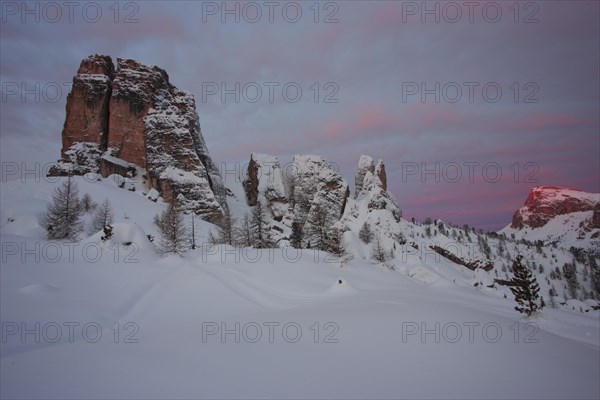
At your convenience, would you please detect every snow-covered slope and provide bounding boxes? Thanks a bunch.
[1,167,599,398]
[502,186,600,250]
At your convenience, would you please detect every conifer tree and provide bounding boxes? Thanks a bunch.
[562,262,579,299]
[236,212,254,247]
[216,207,237,246]
[309,204,327,251]
[154,201,189,255]
[190,214,196,250]
[43,176,84,241]
[290,221,303,249]
[251,204,276,248]
[371,236,388,263]
[324,228,347,258]
[91,198,114,234]
[81,193,96,213]
[358,222,374,244]
[590,256,600,297]
[510,255,542,316]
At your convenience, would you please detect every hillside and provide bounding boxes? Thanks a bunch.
[1,169,599,398]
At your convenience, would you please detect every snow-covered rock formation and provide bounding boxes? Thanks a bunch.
[243,153,288,221]
[502,186,600,248]
[49,55,226,223]
[291,154,350,237]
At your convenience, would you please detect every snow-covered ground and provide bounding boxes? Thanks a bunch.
[1,175,599,399]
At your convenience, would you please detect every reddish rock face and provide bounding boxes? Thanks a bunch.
[60,55,114,158]
[511,186,599,229]
[51,55,227,222]
[107,58,170,169]
[245,157,260,206]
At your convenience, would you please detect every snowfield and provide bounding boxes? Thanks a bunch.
[1,175,599,399]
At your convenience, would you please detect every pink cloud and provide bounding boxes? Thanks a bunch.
[501,113,586,132]
[355,105,396,132]
[323,119,345,140]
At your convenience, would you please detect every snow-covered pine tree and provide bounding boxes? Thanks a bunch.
[81,193,96,213]
[358,222,373,244]
[324,227,347,258]
[590,256,600,297]
[216,207,237,245]
[309,204,327,251]
[236,212,254,247]
[562,262,579,299]
[154,201,189,255]
[290,221,303,249]
[190,214,196,250]
[510,255,542,316]
[43,176,84,241]
[251,204,276,248]
[371,236,388,263]
[91,198,114,234]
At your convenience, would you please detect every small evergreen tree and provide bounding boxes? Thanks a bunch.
[562,262,579,299]
[43,176,84,241]
[371,236,388,263]
[589,256,600,297]
[251,204,276,248]
[154,201,189,255]
[190,214,196,250]
[91,198,114,234]
[323,228,347,258]
[216,207,237,246]
[236,212,254,247]
[358,222,373,244]
[290,221,303,249]
[309,204,327,251]
[81,193,96,213]
[510,255,542,316]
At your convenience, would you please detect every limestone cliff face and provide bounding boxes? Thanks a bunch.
[60,55,114,159]
[510,186,599,229]
[50,55,226,222]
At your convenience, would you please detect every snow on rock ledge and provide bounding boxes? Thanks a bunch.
[243,153,288,220]
[48,54,226,223]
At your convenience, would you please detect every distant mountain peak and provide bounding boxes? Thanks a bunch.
[511,186,599,230]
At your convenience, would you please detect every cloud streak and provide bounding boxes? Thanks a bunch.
[1,0,598,231]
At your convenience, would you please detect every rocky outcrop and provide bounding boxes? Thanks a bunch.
[355,156,401,222]
[375,160,387,192]
[243,153,288,221]
[241,153,349,230]
[355,155,374,198]
[291,155,349,233]
[511,186,599,229]
[430,245,493,272]
[60,55,114,160]
[355,155,388,197]
[49,55,226,222]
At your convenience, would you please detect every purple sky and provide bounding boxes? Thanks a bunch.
[1,1,599,231]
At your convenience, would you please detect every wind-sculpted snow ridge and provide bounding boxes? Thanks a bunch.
[49,54,226,223]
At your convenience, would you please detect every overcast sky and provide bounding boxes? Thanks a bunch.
[1,1,599,231]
